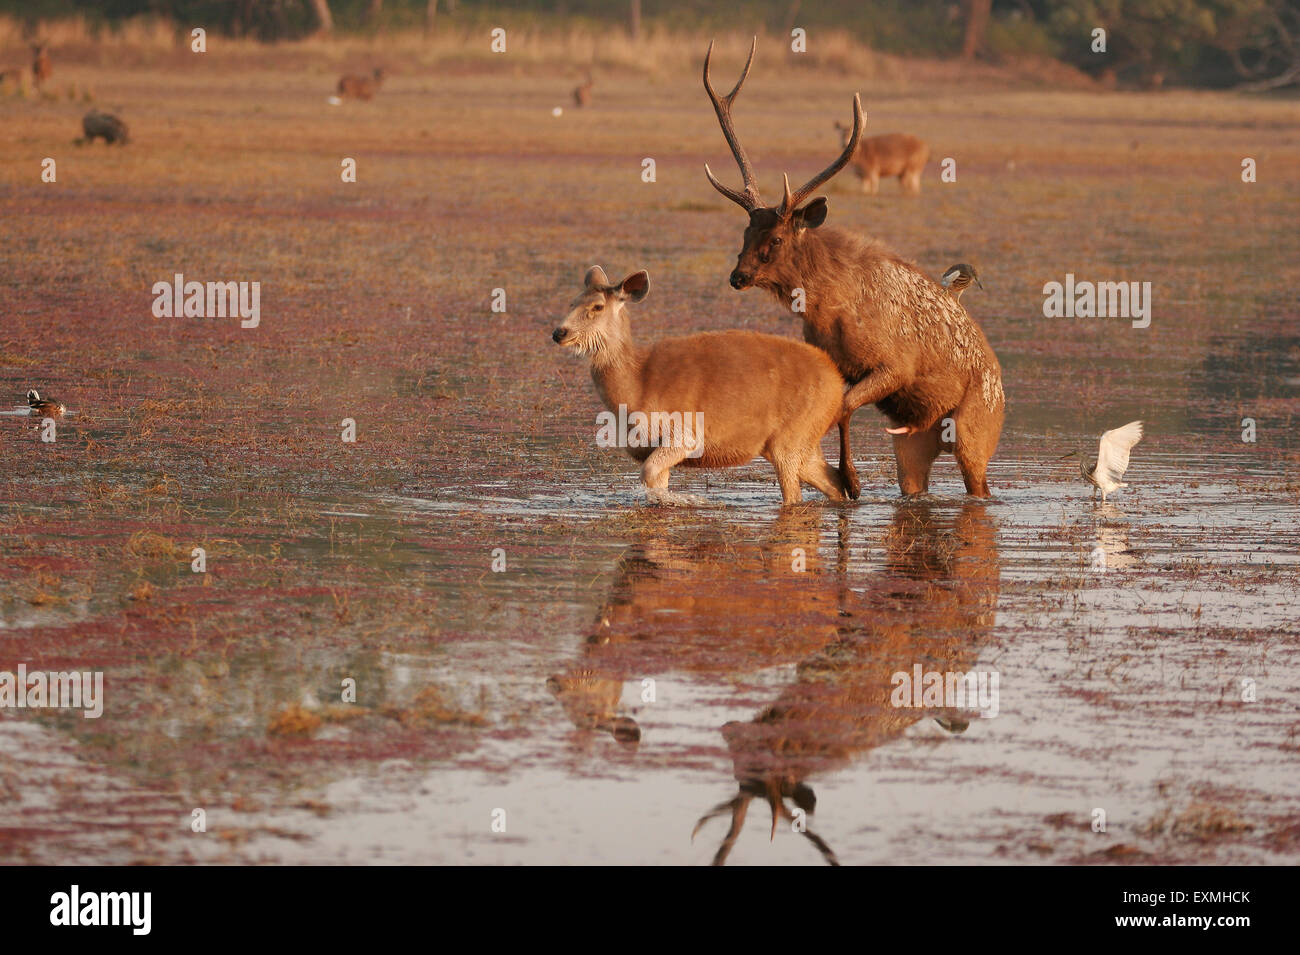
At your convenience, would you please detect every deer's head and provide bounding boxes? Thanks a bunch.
[552,266,649,358]
[702,39,864,292]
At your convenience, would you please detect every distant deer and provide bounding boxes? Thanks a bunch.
[553,266,853,505]
[336,68,386,101]
[573,70,593,107]
[703,39,1004,498]
[77,110,129,145]
[832,121,928,196]
[32,44,50,88]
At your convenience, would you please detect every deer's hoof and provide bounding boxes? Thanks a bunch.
[842,465,861,501]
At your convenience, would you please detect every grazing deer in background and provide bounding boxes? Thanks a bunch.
[77,110,129,145]
[336,68,386,101]
[553,266,853,505]
[833,121,928,196]
[31,44,50,88]
[573,70,593,107]
[703,39,1004,498]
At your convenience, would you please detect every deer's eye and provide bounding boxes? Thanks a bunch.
[592,303,604,311]
[771,237,782,247]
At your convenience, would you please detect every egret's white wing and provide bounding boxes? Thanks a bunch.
[1096,421,1143,486]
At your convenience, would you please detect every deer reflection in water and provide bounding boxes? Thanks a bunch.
[547,507,849,745]
[548,501,1000,865]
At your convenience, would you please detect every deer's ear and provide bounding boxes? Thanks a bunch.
[584,265,610,289]
[795,197,829,230]
[619,271,650,302]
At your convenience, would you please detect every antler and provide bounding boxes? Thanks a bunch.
[779,93,866,215]
[692,782,841,866]
[692,794,752,866]
[703,37,762,212]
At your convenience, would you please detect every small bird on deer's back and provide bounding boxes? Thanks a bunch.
[941,263,982,301]
[1080,421,1143,502]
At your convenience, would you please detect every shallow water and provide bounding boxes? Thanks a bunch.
[196,449,1300,865]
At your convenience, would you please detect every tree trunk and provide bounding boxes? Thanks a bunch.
[961,0,991,60]
[425,0,437,37]
[782,0,802,39]
[629,0,641,41]
[307,0,333,35]
[366,0,383,24]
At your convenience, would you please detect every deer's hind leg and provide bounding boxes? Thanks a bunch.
[951,389,1004,498]
[892,426,942,496]
[838,413,861,500]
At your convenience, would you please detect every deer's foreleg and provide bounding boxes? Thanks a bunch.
[842,368,906,417]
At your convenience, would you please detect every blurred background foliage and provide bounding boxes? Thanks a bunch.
[1,0,1297,89]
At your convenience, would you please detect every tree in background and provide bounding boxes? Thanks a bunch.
[307,0,333,35]
[962,0,993,59]
[1211,0,1300,89]
[1036,0,1299,88]
[1,0,1294,89]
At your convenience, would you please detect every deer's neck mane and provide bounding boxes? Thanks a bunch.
[759,226,883,316]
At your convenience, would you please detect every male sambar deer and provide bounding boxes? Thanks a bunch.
[553,266,853,505]
[832,121,928,196]
[337,68,386,101]
[703,40,1004,498]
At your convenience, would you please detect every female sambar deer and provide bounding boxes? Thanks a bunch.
[703,40,1005,498]
[553,266,853,505]
[833,121,929,196]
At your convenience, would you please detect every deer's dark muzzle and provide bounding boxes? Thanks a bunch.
[729,270,753,290]
[551,327,567,344]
